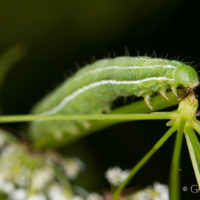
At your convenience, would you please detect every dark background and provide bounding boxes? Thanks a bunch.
[0,0,200,199]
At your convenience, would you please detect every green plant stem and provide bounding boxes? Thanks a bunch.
[112,125,177,200]
[61,91,179,145]
[0,112,176,123]
[0,91,179,124]
[170,119,185,200]
[184,126,200,188]
[192,120,200,135]
[0,91,179,147]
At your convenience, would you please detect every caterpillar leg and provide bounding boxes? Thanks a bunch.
[171,86,178,98]
[159,89,169,101]
[144,95,153,110]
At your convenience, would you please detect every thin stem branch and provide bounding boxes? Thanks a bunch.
[184,126,200,189]
[112,125,177,200]
[0,112,176,124]
[170,119,185,200]
[192,120,200,135]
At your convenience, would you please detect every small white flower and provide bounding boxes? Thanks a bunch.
[133,189,152,200]
[63,157,84,180]
[15,169,31,187]
[72,195,85,200]
[32,167,54,190]
[48,184,70,200]
[87,193,103,200]
[131,182,169,200]
[153,182,169,200]
[9,189,27,200]
[1,145,18,156]
[27,194,47,200]
[0,178,15,193]
[105,167,129,186]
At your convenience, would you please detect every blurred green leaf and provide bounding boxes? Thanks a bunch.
[0,45,25,113]
[0,45,25,89]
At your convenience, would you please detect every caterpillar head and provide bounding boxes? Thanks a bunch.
[175,64,199,89]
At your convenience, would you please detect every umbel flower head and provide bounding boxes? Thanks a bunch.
[105,167,130,186]
[129,182,169,200]
[0,129,85,200]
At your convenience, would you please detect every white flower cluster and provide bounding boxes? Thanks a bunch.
[153,182,169,200]
[0,131,85,200]
[0,178,47,200]
[8,189,46,200]
[31,167,54,190]
[1,130,168,200]
[0,157,84,200]
[62,157,85,180]
[105,166,130,186]
[131,182,169,200]
[48,184,70,200]
[86,193,103,200]
[1,178,100,200]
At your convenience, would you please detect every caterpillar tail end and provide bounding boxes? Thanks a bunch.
[144,95,153,110]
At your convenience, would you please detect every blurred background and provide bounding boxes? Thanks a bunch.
[0,0,200,199]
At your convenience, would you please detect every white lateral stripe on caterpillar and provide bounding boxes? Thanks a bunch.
[41,77,174,115]
[74,65,176,81]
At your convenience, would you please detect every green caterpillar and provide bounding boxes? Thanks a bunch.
[29,56,199,149]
